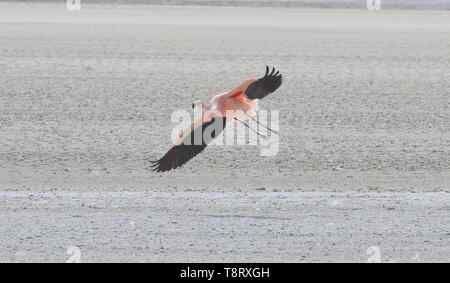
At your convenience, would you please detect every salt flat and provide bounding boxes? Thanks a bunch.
[1,191,449,262]
[0,3,448,262]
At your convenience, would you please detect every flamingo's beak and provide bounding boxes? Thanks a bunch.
[192,100,202,109]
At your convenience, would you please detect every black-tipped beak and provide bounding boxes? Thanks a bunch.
[192,103,195,109]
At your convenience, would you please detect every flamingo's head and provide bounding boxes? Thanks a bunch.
[192,99,203,109]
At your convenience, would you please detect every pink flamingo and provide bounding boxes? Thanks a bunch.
[151,66,282,172]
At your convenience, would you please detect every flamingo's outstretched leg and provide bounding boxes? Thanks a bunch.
[234,117,267,140]
[248,115,279,135]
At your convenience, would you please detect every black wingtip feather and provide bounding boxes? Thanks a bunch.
[151,116,227,173]
[244,66,283,100]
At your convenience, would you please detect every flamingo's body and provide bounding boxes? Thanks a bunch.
[209,79,259,116]
[151,66,282,172]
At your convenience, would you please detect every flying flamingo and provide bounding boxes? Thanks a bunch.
[151,66,282,172]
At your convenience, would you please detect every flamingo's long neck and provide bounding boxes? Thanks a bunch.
[201,102,210,110]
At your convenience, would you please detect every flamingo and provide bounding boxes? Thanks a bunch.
[151,66,283,172]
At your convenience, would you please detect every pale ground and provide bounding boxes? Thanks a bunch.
[0,3,449,262]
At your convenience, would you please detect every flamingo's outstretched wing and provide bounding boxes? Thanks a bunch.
[151,116,227,172]
[244,66,282,100]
